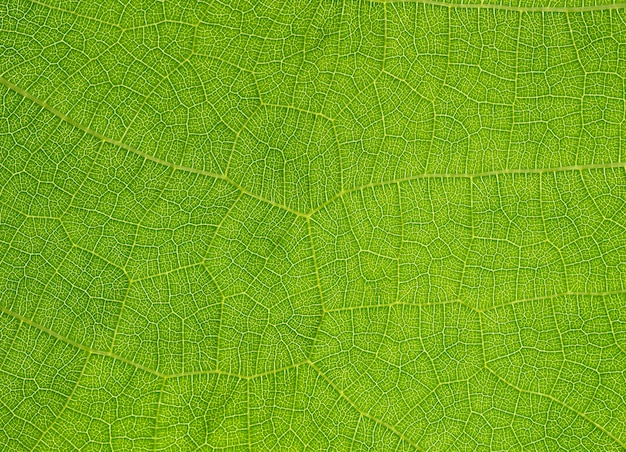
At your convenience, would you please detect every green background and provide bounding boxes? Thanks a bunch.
[1,0,626,450]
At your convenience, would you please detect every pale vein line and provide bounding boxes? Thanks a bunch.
[0,306,167,377]
[481,287,626,311]
[322,288,626,313]
[168,361,308,380]
[372,0,626,12]
[309,162,626,215]
[0,76,305,218]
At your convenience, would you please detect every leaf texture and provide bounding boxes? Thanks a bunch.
[1,0,626,450]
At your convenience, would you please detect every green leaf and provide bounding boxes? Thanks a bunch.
[1,0,626,450]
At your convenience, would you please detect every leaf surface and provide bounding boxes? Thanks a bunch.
[1,0,626,450]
